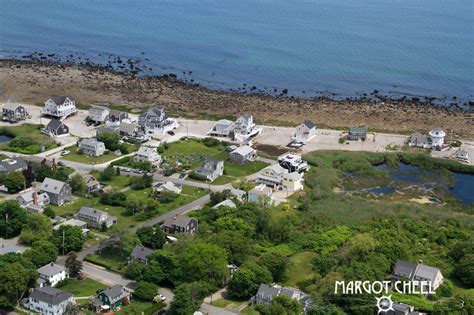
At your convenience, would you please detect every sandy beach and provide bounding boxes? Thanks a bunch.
[1,59,473,138]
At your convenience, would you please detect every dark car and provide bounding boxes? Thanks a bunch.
[179,173,186,179]
[167,131,175,136]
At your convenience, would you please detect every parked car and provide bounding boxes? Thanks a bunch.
[61,150,71,156]
[167,131,175,136]
[179,173,186,179]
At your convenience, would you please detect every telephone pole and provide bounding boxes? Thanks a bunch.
[62,229,65,256]
[5,213,8,239]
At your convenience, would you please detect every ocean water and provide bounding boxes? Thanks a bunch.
[0,0,473,104]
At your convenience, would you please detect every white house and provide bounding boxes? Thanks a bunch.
[292,120,316,145]
[138,106,178,135]
[153,181,182,195]
[89,104,110,124]
[195,158,224,181]
[256,164,288,189]
[37,263,68,287]
[78,138,106,157]
[409,132,432,149]
[134,145,162,167]
[429,128,446,149]
[27,287,74,315]
[209,119,235,137]
[248,184,273,203]
[234,113,261,141]
[75,206,117,229]
[43,96,77,119]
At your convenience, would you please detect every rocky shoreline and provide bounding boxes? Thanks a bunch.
[1,58,473,138]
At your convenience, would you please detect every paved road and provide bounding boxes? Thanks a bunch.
[153,173,234,192]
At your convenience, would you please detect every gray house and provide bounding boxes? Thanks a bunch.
[138,106,166,132]
[2,102,27,122]
[129,245,154,265]
[89,104,110,124]
[78,138,106,157]
[229,146,257,164]
[253,284,312,312]
[161,215,198,234]
[209,119,235,137]
[409,132,431,148]
[75,206,117,229]
[391,260,444,292]
[348,127,367,141]
[196,158,224,181]
[0,157,28,174]
[387,302,416,315]
[40,177,72,206]
[108,110,129,124]
[44,119,69,137]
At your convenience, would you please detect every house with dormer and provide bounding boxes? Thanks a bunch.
[256,163,288,189]
[75,206,117,229]
[43,96,77,119]
[2,102,27,122]
[292,120,316,145]
[195,158,224,181]
[138,106,178,134]
[40,178,72,206]
[134,145,162,167]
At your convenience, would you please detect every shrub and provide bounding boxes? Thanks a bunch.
[134,281,159,301]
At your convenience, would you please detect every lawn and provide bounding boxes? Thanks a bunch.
[61,146,126,165]
[50,185,209,233]
[284,251,316,287]
[58,278,106,297]
[212,296,248,308]
[211,176,235,185]
[85,252,129,273]
[0,124,58,154]
[162,138,226,158]
[224,160,269,177]
[115,301,164,315]
[90,171,131,190]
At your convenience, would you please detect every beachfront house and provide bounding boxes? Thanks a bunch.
[278,153,309,173]
[195,158,224,181]
[118,122,148,142]
[75,206,117,229]
[409,132,431,148]
[43,119,70,137]
[229,145,257,164]
[43,96,77,119]
[292,120,316,145]
[0,157,28,174]
[40,177,72,206]
[161,215,198,234]
[455,150,469,163]
[134,145,162,167]
[253,284,312,312]
[78,138,106,157]
[138,106,178,134]
[2,102,27,122]
[347,127,367,141]
[17,191,50,208]
[234,113,260,141]
[89,104,110,124]
[108,110,129,126]
[429,128,446,149]
[36,262,68,288]
[209,119,235,137]
[129,245,154,265]
[256,163,288,189]
[27,287,74,315]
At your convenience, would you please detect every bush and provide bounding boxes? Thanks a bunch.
[134,281,159,301]
[188,171,207,181]
[202,137,220,147]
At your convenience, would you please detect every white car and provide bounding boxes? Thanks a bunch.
[159,294,166,301]
[61,150,71,156]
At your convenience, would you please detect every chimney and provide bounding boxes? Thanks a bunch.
[52,158,57,172]
[33,192,38,206]
[50,262,54,266]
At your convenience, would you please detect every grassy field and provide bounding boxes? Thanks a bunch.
[162,138,226,158]
[58,278,106,297]
[0,124,57,154]
[89,171,132,189]
[50,185,209,232]
[85,252,129,273]
[224,160,269,177]
[284,251,316,287]
[212,296,248,308]
[61,145,125,164]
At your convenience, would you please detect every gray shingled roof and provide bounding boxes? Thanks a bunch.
[0,157,27,173]
[40,177,68,194]
[50,96,73,105]
[130,245,154,261]
[303,120,316,129]
[47,119,64,130]
[392,260,417,279]
[30,287,72,305]
[256,284,281,299]
[101,285,127,301]
[162,215,194,229]
[37,263,66,277]
[77,206,107,219]
[414,264,440,283]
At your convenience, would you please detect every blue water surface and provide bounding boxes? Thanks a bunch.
[0,0,472,102]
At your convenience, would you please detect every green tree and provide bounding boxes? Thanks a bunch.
[168,281,212,315]
[68,174,87,195]
[53,225,85,254]
[100,165,115,181]
[260,295,303,315]
[259,251,289,282]
[65,252,83,277]
[143,260,165,284]
[137,226,167,249]
[176,243,228,286]
[124,261,146,281]
[133,281,158,301]
[24,240,58,267]
[227,263,272,299]
[19,213,52,245]
[43,206,55,219]
[0,201,28,238]
[0,261,37,308]
[35,164,54,182]
[98,131,120,151]
[125,195,145,215]
[4,171,26,193]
